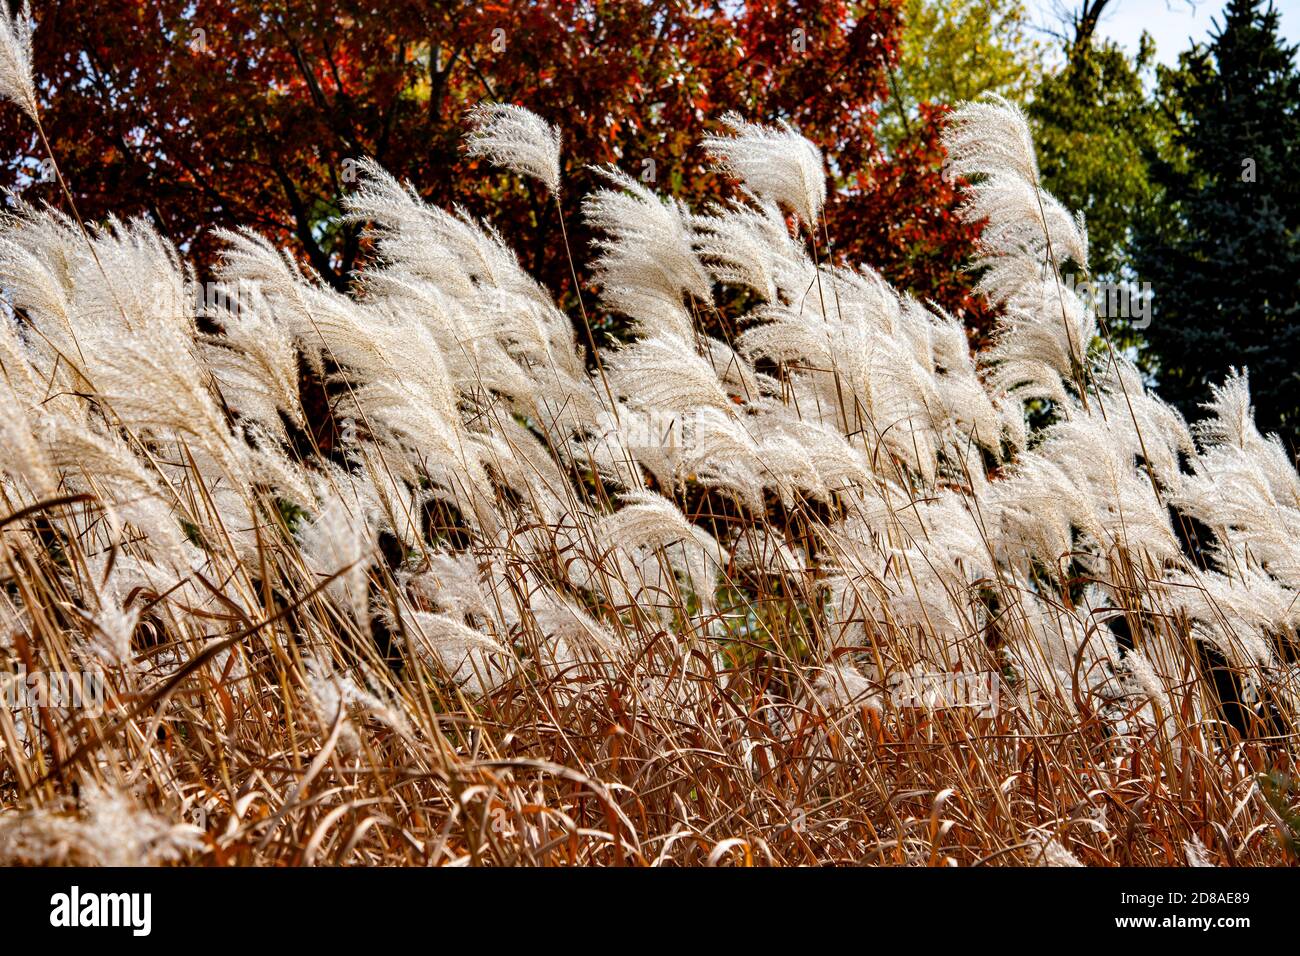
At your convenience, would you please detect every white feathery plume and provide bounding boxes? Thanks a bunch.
[3,213,248,494]
[756,403,873,498]
[302,657,412,753]
[730,525,805,576]
[1156,566,1286,670]
[1094,356,1195,490]
[942,93,1039,187]
[465,103,562,194]
[344,161,597,433]
[346,159,549,302]
[200,289,305,441]
[0,209,91,388]
[693,198,799,302]
[700,336,761,404]
[812,662,881,713]
[674,405,767,509]
[946,96,1093,399]
[213,228,324,327]
[584,166,712,341]
[588,491,724,615]
[1034,833,1085,867]
[73,564,142,670]
[1194,371,1300,520]
[740,301,940,481]
[1171,397,1300,588]
[37,414,198,570]
[523,588,622,666]
[298,493,377,626]
[1195,369,1259,450]
[984,452,1096,573]
[406,552,493,622]
[0,310,44,399]
[925,305,1006,453]
[0,378,54,496]
[1184,835,1215,867]
[403,609,512,694]
[1120,650,1171,711]
[704,113,827,228]
[1036,414,1180,563]
[0,783,203,866]
[606,333,734,414]
[0,0,36,119]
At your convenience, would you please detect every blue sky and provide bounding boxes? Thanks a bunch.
[1027,0,1300,65]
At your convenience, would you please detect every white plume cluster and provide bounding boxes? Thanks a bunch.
[2,97,1289,712]
[2,92,1297,859]
[465,103,563,195]
[0,783,203,866]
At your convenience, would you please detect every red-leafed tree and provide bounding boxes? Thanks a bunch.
[1,0,989,339]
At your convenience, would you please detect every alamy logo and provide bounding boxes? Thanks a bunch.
[886,669,1002,715]
[1060,273,1153,329]
[149,278,266,319]
[2,670,104,715]
[49,886,151,936]
[592,407,697,452]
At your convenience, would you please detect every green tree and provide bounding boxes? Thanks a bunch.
[1029,33,1165,282]
[1133,0,1300,450]
[883,0,1041,143]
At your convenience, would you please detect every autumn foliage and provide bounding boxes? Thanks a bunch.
[0,0,988,338]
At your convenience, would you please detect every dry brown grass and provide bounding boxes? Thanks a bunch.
[1,485,1295,866]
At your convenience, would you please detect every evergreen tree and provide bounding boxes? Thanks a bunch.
[1031,36,1164,282]
[1134,0,1300,451]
